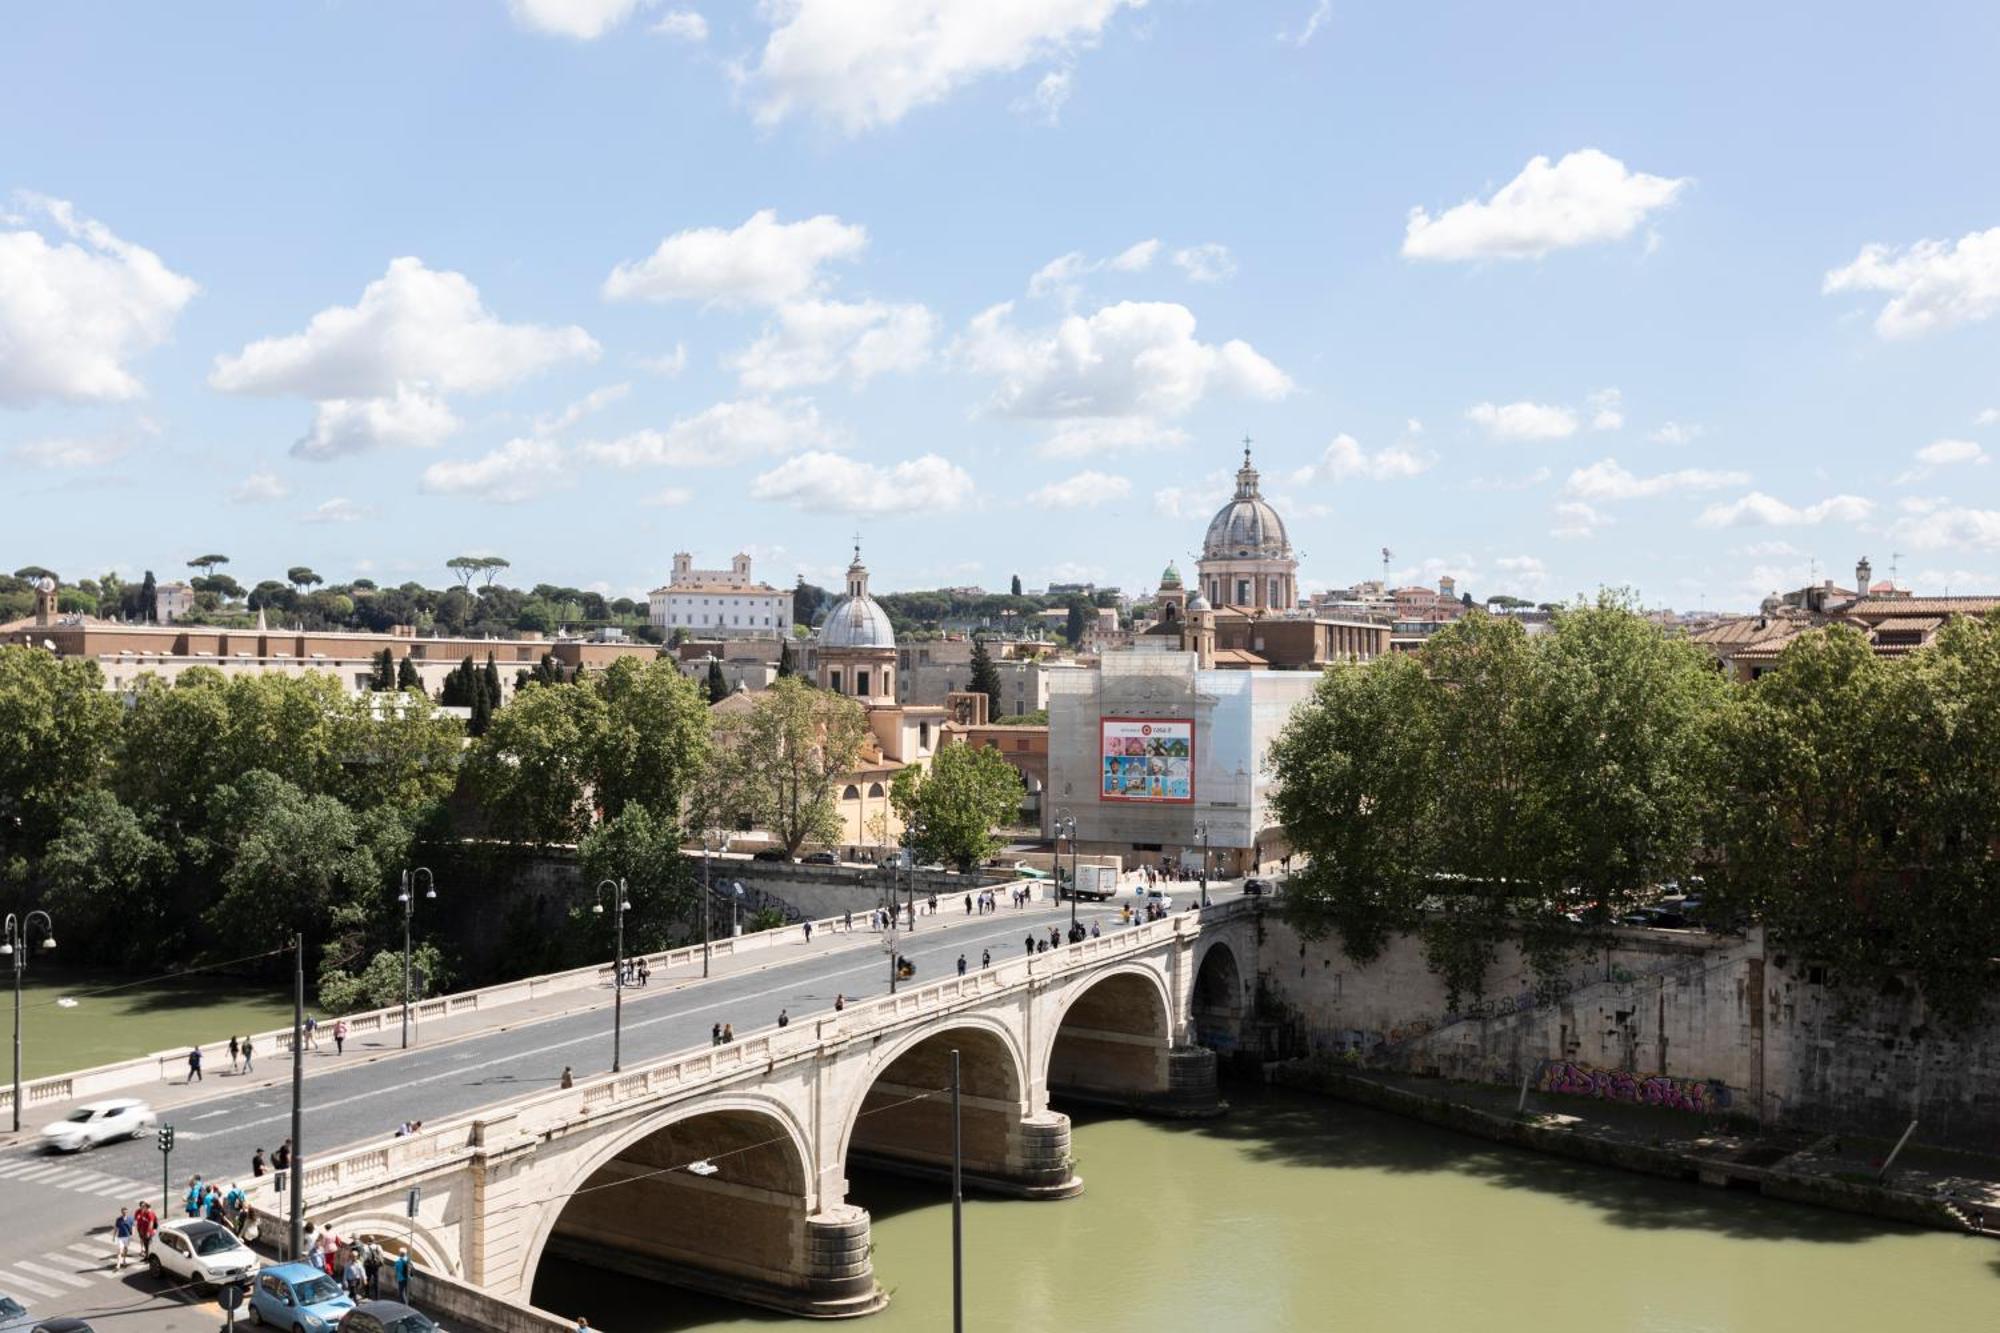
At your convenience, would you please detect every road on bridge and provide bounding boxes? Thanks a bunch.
[0,887,1243,1323]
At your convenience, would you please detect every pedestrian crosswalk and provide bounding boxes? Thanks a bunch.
[0,1156,153,1203]
[0,1240,132,1309]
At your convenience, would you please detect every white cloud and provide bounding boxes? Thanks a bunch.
[1152,471,1232,520]
[652,9,708,41]
[642,486,693,508]
[533,382,631,437]
[729,299,936,390]
[1823,226,2000,338]
[420,438,570,504]
[1107,239,1159,272]
[580,398,840,468]
[1403,149,1688,262]
[508,0,639,39]
[1977,407,2000,426]
[1288,432,1431,484]
[602,210,867,308]
[1649,421,1703,445]
[301,497,368,524]
[1695,491,1874,528]
[212,257,597,399]
[1033,417,1188,460]
[640,344,688,377]
[1282,0,1332,46]
[0,194,197,406]
[1893,436,1988,484]
[1172,243,1236,284]
[7,436,131,469]
[1891,505,2000,552]
[1027,469,1131,509]
[293,385,461,460]
[750,450,974,515]
[1028,239,1159,302]
[1466,400,1579,441]
[229,471,290,504]
[745,0,1144,134]
[1017,68,1073,126]
[1550,500,1611,540]
[1587,387,1624,431]
[1563,458,1749,501]
[963,300,1290,419]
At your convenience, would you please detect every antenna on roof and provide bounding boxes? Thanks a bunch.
[1381,547,1393,584]
[1890,551,1902,585]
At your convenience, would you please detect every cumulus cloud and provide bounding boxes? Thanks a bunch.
[1466,400,1579,441]
[1891,505,2000,552]
[1649,421,1703,445]
[507,0,640,39]
[1695,491,1874,528]
[1152,472,1232,520]
[212,257,596,401]
[420,438,571,504]
[301,497,368,524]
[533,382,631,437]
[1016,68,1073,126]
[1894,437,1989,484]
[963,300,1290,420]
[1033,417,1188,460]
[1288,432,1431,485]
[8,436,132,469]
[1027,238,1160,302]
[652,9,707,40]
[1172,243,1237,284]
[640,344,688,378]
[1108,239,1160,272]
[1586,387,1624,431]
[1563,458,1749,501]
[0,194,197,406]
[229,471,290,504]
[1978,407,2000,426]
[729,299,936,390]
[1823,226,2000,338]
[750,450,974,515]
[580,398,839,468]
[603,211,867,308]
[1550,500,1611,540]
[1403,149,1688,262]
[1027,469,1131,509]
[293,386,461,460]
[745,0,1145,134]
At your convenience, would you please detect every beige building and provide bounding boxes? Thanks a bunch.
[892,637,1086,717]
[649,552,790,639]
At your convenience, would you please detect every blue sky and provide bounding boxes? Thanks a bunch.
[6,0,2000,610]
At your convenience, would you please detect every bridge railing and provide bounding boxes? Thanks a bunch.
[259,899,1256,1212]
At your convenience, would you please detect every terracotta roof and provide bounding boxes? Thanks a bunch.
[1209,648,1269,667]
[1850,597,2000,618]
[1868,616,1944,634]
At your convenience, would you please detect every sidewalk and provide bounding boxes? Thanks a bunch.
[2,898,1082,1141]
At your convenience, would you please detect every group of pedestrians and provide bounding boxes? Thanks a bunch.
[710,1022,736,1045]
[299,1222,410,1302]
[615,958,652,988]
[111,1203,157,1269]
[964,890,1005,915]
[189,1016,355,1084]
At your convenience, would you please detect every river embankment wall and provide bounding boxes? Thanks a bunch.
[1255,916,2000,1151]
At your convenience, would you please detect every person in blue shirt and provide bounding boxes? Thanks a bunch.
[113,1208,136,1270]
[393,1248,411,1302]
[183,1175,204,1218]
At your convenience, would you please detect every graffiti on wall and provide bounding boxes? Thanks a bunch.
[1534,1060,1729,1113]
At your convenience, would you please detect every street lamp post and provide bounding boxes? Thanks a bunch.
[700,832,715,979]
[1054,811,1079,938]
[399,867,435,1050]
[731,882,745,938]
[1193,824,1211,909]
[593,878,629,1073]
[5,910,57,1133]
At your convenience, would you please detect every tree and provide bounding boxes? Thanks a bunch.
[705,677,866,856]
[1011,574,1023,597]
[1063,597,1090,645]
[188,555,229,578]
[39,790,172,959]
[776,639,794,678]
[140,570,157,623]
[968,637,1003,718]
[13,565,56,582]
[706,659,729,704]
[369,647,396,691]
[0,646,122,857]
[468,682,609,844]
[483,653,504,709]
[396,654,421,691]
[317,943,450,1014]
[446,556,483,590]
[287,566,322,594]
[793,579,828,629]
[190,574,245,600]
[590,657,711,822]
[201,769,400,941]
[478,556,510,588]
[578,804,697,956]
[889,742,1023,869]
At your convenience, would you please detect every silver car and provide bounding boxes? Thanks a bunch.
[38,1098,155,1153]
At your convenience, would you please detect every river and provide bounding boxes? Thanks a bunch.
[533,1085,1997,1331]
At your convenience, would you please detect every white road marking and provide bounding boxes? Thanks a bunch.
[14,1259,91,1289]
[0,1270,57,1298]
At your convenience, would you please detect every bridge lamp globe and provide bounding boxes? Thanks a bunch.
[687,1160,719,1177]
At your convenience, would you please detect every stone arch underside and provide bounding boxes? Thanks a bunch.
[533,1104,882,1319]
[1191,940,1247,1052]
[1047,965,1221,1117]
[843,1023,1075,1199]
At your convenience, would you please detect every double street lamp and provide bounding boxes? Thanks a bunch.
[593,879,630,1073]
[1192,824,1212,909]
[1053,810,1079,938]
[5,910,57,1133]
[399,867,435,1050]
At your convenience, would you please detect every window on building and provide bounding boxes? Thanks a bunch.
[1236,579,1250,605]
[830,670,843,693]
[842,785,860,800]
[868,782,884,798]
[857,669,870,696]
[919,722,931,749]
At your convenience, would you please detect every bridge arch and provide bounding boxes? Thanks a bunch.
[322,1209,455,1276]
[1190,938,1248,1053]
[1040,961,1177,1108]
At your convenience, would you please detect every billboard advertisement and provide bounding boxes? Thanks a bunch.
[1100,716,1194,803]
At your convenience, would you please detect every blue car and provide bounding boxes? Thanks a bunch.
[250,1263,355,1332]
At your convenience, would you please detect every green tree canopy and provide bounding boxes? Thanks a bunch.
[968,636,1003,718]
[188,555,229,577]
[889,741,1023,869]
[0,647,122,858]
[705,677,866,855]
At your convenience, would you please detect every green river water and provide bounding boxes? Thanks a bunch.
[534,1086,1997,1332]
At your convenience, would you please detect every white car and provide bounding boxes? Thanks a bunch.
[147,1219,259,1293]
[39,1097,155,1152]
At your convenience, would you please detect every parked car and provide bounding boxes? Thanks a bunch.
[0,1293,32,1333]
[1242,877,1274,897]
[751,848,790,862]
[802,850,839,865]
[336,1301,440,1333]
[250,1262,354,1332]
[146,1219,258,1293]
[38,1098,155,1153]
[29,1321,96,1333]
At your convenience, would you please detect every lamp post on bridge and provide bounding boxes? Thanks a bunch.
[399,867,435,1050]
[1192,824,1211,909]
[700,830,716,980]
[4,910,56,1133]
[593,878,629,1073]
[1054,809,1079,940]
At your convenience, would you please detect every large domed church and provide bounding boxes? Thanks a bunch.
[1196,441,1296,612]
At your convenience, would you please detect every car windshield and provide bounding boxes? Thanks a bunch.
[65,1109,97,1123]
[0,1295,25,1315]
[384,1315,438,1333]
[292,1276,341,1304]
[192,1231,242,1256]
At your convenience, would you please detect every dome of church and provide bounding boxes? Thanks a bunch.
[1202,445,1290,560]
[817,546,896,649]
[1159,562,1183,588]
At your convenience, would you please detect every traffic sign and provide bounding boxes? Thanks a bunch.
[218,1279,247,1311]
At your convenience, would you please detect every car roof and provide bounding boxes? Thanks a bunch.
[30,1320,96,1332]
[349,1300,423,1316]
[75,1098,144,1112]
[165,1219,233,1240]
[265,1262,328,1281]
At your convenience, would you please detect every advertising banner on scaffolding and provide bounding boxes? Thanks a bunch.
[1099,716,1195,803]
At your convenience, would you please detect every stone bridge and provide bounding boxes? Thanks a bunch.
[258,901,1259,1318]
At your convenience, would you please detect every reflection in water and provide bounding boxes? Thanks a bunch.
[533,1086,1997,1331]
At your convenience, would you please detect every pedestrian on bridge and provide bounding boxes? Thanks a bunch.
[560,1066,574,1089]
[802,920,814,943]
[834,994,845,1011]
[394,1248,411,1302]
[334,1018,349,1054]
[304,1014,319,1050]
[964,894,972,915]
[844,909,853,932]
[187,1046,203,1082]
[1025,935,1034,956]
[273,1141,291,1196]
[228,1035,240,1072]
[957,954,967,975]
[778,1009,790,1027]
[981,949,990,968]
[242,1035,254,1073]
